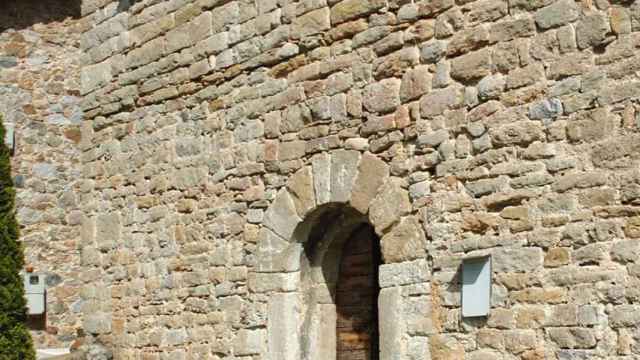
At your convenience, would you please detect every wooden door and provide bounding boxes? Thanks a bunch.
[336,225,380,360]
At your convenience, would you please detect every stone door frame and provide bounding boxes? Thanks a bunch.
[253,150,428,360]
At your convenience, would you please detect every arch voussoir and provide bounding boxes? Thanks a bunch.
[328,149,360,203]
[368,177,412,235]
[286,165,316,219]
[349,151,390,214]
[263,188,301,241]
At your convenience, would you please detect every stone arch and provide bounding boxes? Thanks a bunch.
[254,150,429,360]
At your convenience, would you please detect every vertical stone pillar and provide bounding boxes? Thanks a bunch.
[379,286,406,360]
[267,292,301,360]
[308,304,337,360]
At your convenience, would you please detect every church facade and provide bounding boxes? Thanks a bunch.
[2,0,640,358]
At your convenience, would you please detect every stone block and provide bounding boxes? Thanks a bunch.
[419,85,464,118]
[363,78,401,114]
[330,0,385,24]
[96,213,121,250]
[267,293,301,360]
[292,7,331,39]
[381,216,427,263]
[84,312,111,334]
[287,166,316,217]
[490,121,545,147]
[576,14,610,50]
[534,0,579,30]
[446,26,489,56]
[263,189,301,241]
[477,73,505,100]
[548,328,597,349]
[379,287,406,360]
[551,171,607,193]
[429,334,464,360]
[528,98,563,120]
[400,65,432,102]
[420,40,447,64]
[369,177,411,233]
[312,153,332,205]
[233,329,265,355]
[330,150,360,203]
[249,272,299,293]
[379,259,430,288]
[350,152,389,214]
[81,61,112,95]
[489,17,536,43]
[493,247,543,273]
[451,48,492,82]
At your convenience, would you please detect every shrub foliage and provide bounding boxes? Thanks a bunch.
[0,117,35,359]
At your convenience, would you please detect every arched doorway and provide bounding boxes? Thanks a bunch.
[336,225,380,360]
[258,151,426,360]
[297,205,382,360]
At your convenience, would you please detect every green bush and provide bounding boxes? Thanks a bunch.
[0,117,35,360]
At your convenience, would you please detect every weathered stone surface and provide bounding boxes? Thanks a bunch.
[400,65,432,102]
[292,7,331,39]
[363,78,402,114]
[379,259,430,288]
[625,217,640,238]
[419,85,464,117]
[369,177,411,233]
[534,0,579,29]
[552,171,607,193]
[529,98,563,120]
[548,328,597,349]
[430,335,464,360]
[81,61,112,95]
[490,121,545,147]
[312,153,332,205]
[350,152,390,214]
[287,166,316,217]
[263,189,302,240]
[330,0,385,24]
[330,149,360,203]
[379,287,405,359]
[493,247,544,273]
[576,14,611,49]
[451,48,492,82]
[566,108,614,143]
[381,216,427,263]
[96,213,120,250]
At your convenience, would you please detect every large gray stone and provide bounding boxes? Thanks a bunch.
[350,152,390,214]
[292,7,331,39]
[330,150,360,203]
[369,177,411,233]
[267,293,301,360]
[363,78,402,114]
[379,287,406,360]
[493,247,543,273]
[312,153,332,205]
[379,259,431,288]
[263,189,302,240]
[534,0,580,30]
[81,61,112,95]
[381,216,427,263]
[287,166,316,217]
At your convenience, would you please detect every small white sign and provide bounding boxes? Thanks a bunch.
[4,123,15,154]
[462,255,492,318]
[23,273,46,315]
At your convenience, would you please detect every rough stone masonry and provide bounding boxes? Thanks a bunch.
[3,0,640,358]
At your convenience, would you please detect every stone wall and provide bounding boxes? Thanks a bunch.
[0,0,85,349]
[77,0,640,358]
